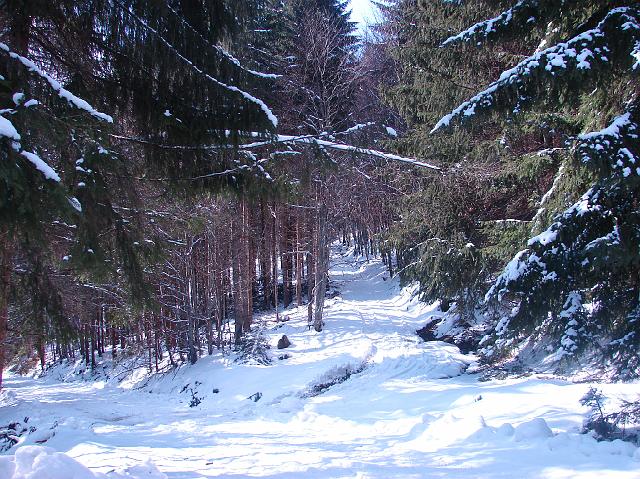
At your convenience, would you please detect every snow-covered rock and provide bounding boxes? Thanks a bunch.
[514,418,554,442]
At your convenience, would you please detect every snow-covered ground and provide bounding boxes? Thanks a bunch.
[1,247,639,478]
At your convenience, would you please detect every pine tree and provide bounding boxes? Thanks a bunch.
[0,0,276,386]
[381,0,542,318]
[433,2,640,377]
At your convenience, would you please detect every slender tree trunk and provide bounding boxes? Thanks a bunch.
[154,314,160,371]
[83,324,90,366]
[36,326,45,371]
[296,216,303,306]
[0,233,13,390]
[272,203,279,322]
[205,233,214,356]
[307,209,315,329]
[260,200,272,308]
[185,236,198,364]
[232,208,244,343]
[313,201,329,332]
[90,318,96,370]
[281,212,292,308]
[215,270,224,348]
[98,306,104,357]
[243,199,254,334]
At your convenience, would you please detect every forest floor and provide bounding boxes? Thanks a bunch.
[1,246,640,478]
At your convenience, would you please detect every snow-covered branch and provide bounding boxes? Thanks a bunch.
[261,135,440,170]
[0,43,113,123]
[111,128,440,170]
[576,105,640,178]
[165,4,280,80]
[441,0,539,47]
[0,114,61,182]
[432,7,640,133]
[111,0,278,128]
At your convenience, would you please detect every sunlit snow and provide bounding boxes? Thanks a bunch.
[1,247,639,478]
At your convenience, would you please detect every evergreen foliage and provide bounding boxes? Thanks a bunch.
[0,0,383,378]
[0,0,277,380]
[432,2,640,377]
[382,0,548,318]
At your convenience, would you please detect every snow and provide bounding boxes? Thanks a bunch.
[441,0,524,46]
[20,151,61,182]
[0,115,61,181]
[513,418,554,442]
[1,247,639,478]
[528,228,557,247]
[0,115,21,141]
[255,134,440,170]
[0,446,167,479]
[166,4,280,80]
[68,197,82,212]
[632,41,640,68]
[485,249,528,301]
[577,108,639,176]
[116,10,277,128]
[341,122,375,135]
[384,126,398,137]
[579,112,632,141]
[432,7,640,133]
[0,43,113,123]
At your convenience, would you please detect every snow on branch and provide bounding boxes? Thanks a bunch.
[0,114,61,182]
[165,5,280,80]
[485,169,632,305]
[112,125,439,170]
[0,114,20,141]
[20,151,61,182]
[238,134,440,170]
[441,0,539,47]
[432,7,640,133]
[576,105,640,179]
[485,185,601,302]
[113,0,278,128]
[633,41,640,69]
[0,43,113,123]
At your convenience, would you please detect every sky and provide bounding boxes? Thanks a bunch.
[349,0,379,29]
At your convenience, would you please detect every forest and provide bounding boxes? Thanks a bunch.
[1,0,640,390]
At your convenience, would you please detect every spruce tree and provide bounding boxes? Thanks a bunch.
[382,0,543,318]
[433,2,640,377]
[0,0,276,386]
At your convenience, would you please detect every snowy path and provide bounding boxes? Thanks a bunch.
[1,247,639,478]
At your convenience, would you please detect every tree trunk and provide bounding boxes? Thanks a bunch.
[37,337,45,371]
[90,319,96,370]
[313,202,329,332]
[281,212,292,308]
[0,233,13,390]
[307,210,315,329]
[243,199,254,334]
[272,203,279,322]
[296,216,303,306]
[260,200,272,308]
[232,208,245,343]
